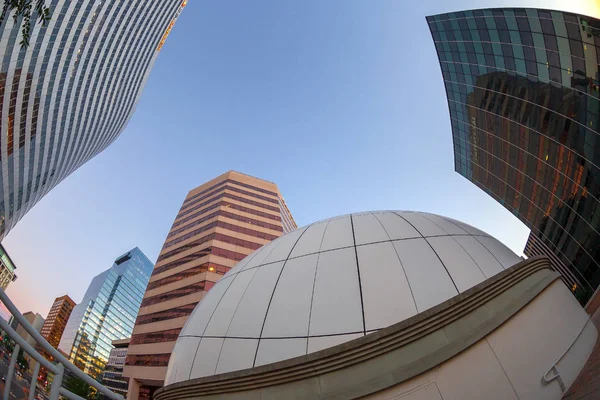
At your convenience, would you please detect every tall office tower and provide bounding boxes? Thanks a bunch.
[39,295,76,352]
[0,244,17,289]
[59,248,153,378]
[0,0,187,240]
[102,339,131,398]
[428,8,600,300]
[123,170,297,400]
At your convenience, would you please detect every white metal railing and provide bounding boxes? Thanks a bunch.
[541,313,594,393]
[0,288,123,400]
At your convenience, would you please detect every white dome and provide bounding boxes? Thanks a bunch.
[165,211,521,384]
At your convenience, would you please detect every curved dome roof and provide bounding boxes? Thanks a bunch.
[165,211,521,384]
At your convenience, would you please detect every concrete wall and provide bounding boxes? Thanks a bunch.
[366,280,597,400]
[585,286,600,315]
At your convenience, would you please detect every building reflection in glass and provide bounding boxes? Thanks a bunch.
[428,8,600,301]
[58,248,153,378]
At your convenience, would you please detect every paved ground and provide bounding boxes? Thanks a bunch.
[0,360,29,400]
[0,352,47,400]
[563,310,600,400]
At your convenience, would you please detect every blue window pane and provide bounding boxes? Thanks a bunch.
[513,44,525,59]
[509,30,522,44]
[515,59,527,75]
[486,17,497,30]
[489,29,500,42]
[495,56,506,70]
[528,16,543,33]
[553,18,568,39]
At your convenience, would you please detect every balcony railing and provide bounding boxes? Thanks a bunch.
[0,288,123,400]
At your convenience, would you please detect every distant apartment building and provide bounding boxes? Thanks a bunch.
[59,248,153,379]
[123,171,297,400]
[428,8,600,300]
[11,311,45,347]
[0,0,187,240]
[102,339,130,398]
[39,295,76,357]
[36,295,76,381]
[9,311,44,373]
[0,244,17,289]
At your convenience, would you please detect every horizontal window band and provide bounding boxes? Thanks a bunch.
[147,262,230,290]
[183,179,278,206]
[168,209,282,240]
[141,280,215,308]
[152,245,249,276]
[163,219,278,250]
[173,201,282,231]
[181,183,278,214]
[158,231,263,263]
[176,192,280,221]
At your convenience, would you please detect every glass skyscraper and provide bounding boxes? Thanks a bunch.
[428,9,600,301]
[0,0,187,240]
[59,247,153,378]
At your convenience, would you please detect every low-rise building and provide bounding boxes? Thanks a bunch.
[0,244,17,290]
[10,311,44,374]
[102,339,130,398]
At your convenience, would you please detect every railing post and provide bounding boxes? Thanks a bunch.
[28,361,40,400]
[3,343,20,400]
[541,365,566,391]
[0,289,122,400]
[49,364,63,400]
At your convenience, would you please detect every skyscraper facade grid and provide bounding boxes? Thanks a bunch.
[428,8,600,299]
[58,247,153,378]
[0,0,186,239]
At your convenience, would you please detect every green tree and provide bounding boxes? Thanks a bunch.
[3,334,14,352]
[573,286,591,307]
[0,1,51,48]
[64,376,97,400]
[16,348,28,371]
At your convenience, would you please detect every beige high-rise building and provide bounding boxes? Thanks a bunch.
[123,171,296,400]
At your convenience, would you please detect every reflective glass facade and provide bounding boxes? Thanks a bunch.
[0,0,185,240]
[428,9,600,299]
[58,247,153,378]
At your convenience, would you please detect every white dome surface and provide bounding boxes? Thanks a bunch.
[165,211,521,384]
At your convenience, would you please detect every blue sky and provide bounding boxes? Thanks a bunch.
[4,0,597,317]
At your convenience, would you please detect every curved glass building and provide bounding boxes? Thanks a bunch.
[58,247,153,378]
[0,0,186,239]
[428,9,600,300]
